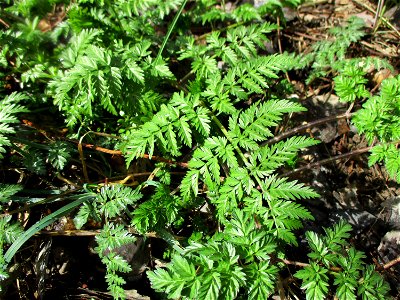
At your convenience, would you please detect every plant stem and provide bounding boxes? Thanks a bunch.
[179,70,194,85]
[210,113,279,229]
[352,0,400,38]
[156,0,188,61]
[210,115,250,168]
[106,0,124,32]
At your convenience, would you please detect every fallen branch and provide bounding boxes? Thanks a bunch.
[78,142,189,168]
[281,146,373,177]
[383,255,400,270]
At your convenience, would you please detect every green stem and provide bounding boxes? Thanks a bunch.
[210,113,278,230]
[156,0,188,61]
[210,115,250,169]
[106,0,124,32]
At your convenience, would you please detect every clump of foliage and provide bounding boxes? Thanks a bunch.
[0,93,28,158]
[303,16,392,84]
[0,0,395,299]
[302,15,399,183]
[295,221,390,300]
[352,75,400,182]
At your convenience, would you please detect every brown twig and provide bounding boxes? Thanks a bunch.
[300,0,331,7]
[283,137,400,177]
[281,258,309,268]
[280,258,342,272]
[359,40,399,58]
[78,142,122,155]
[373,0,385,32]
[383,255,400,270]
[276,17,291,84]
[0,18,10,28]
[56,173,80,188]
[142,154,189,168]
[294,31,327,42]
[281,146,373,177]
[77,142,189,168]
[277,17,283,54]
[78,142,90,183]
[261,111,353,147]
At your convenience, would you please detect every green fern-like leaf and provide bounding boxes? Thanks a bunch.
[74,184,142,229]
[353,75,400,182]
[95,223,136,256]
[180,169,200,201]
[357,265,390,300]
[23,147,46,175]
[132,184,182,233]
[306,230,335,266]
[323,220,352,252]
[334,271,358,300]
[306,16,366,82]
[97,185,143,219]
[229,99,307,151]
[0,214,24,289]
[334,65,369,102]
[333,248,365,300]
[295,262,329,300]
[0,184,23,203]
[252,136,320,176]
[0,93,28,159]
[382,146,400,181]
[216,168,254,217]
[149,57,175,79]
[0,215,24,246]
[232,3,262,22]
[263,175,319,201]
[148,254,196,299]
[245,261,279,300]
[224,210,278,262]
[95,223,136,299]
[47,141,72,170]
[123,92,212,164]
[59,29,103,69]
[73,202,95,230]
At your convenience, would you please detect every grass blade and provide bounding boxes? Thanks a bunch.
[4,193,95,264]
[156,0,188,60]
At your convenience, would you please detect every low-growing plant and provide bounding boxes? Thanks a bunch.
[0,1,396,299]
[301,15,399,183]
[302,16,393,84]
[352,75,400,182]
[294,221,390,300]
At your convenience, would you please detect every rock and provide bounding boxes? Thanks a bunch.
[110,238,150,281]
[329,209,377,233]
[381,196,400,229]
[384,5,400,30]
[378,231,400,280]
